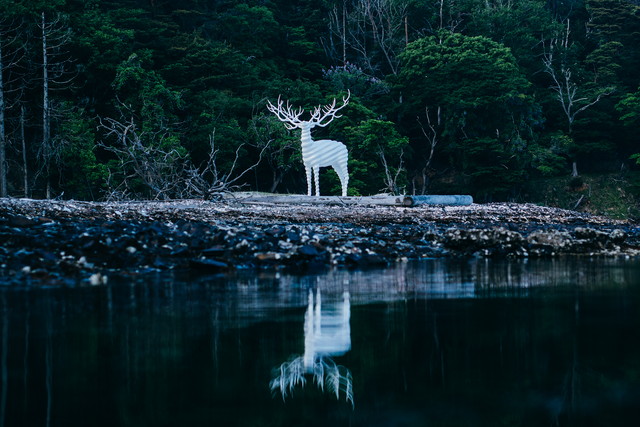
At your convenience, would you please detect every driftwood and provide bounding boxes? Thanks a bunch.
[225,193,473,207]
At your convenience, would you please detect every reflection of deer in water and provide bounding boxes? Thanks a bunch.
[266,92,350,197]
[270,290,353,406]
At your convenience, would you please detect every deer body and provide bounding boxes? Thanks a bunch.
[267,92,350,197]
[300,123,349,197]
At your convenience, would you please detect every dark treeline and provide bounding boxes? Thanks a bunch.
[0,0,639,201]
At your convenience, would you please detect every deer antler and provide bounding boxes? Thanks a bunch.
[309,90,351,128]
[266,96,304,130]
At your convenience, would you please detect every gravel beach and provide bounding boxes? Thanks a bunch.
[1,197,638,286]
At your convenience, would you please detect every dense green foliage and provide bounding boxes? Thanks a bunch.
[0,0,639,201]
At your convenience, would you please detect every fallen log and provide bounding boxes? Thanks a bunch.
[225,193,473,207]
[226,194,404,206]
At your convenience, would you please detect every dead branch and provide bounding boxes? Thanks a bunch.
[98,116,266,201]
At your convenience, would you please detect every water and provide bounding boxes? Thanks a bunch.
[1,258,640,427]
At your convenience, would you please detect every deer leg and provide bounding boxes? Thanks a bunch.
[333,153,349,197]
[342,170,349,197]
[313,166,320,196]
[305,166,312,196]
[344,166,349,196]
[331,164,344,197]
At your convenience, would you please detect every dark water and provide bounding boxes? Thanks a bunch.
[1,258,640,427]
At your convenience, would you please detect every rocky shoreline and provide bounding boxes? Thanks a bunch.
[1,197,639,286]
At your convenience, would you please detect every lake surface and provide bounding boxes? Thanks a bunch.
[1,258,640,427]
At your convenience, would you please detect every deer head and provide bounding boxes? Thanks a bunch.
[266,90,350,130]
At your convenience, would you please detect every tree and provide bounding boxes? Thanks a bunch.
[98,113,190,200]
[0,25,7,197]
[586,0,640,88]
[248,112,299,193]
[0,0,638,201]
[101,52,185,199]
[55,105,106,199]
[0,20,15,197]
[616,87,640,164]
[38,12,75,198]
[345,118,408,195]
[542,18,614,177]
[68,0,134,112]
[322,62,389,100]
[214,3,279,58]
[111,50,184,141]
[396,31,533,199]
[327,0,410,78]
[467,0,558,76]
[583,0,640,168]
[0,13,27,197]
[413,105,440,195]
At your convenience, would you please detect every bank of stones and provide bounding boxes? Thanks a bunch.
[0,198,638,286]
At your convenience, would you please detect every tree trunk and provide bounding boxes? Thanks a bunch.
[404,16,408,46]
[0,41,6,197]
[42,12,51,199]
[342,2,346,65]
[270,170,282,193]
[571,160,578,177]
[21,105,28,197]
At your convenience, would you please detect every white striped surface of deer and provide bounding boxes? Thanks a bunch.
[267,92,350,196]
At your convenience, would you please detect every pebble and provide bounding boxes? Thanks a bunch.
[0,199,638,286]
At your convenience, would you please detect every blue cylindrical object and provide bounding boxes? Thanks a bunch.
[403,195,473,206]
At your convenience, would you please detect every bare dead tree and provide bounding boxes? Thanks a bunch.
[542,19,614,177]
[328,0,408,77]
[0,24,7,197]
[378,146,405,194]
[419,106,440,166]
[99,115,190,200]
[0,18,25,197]
[432,0,465,37]
[37,12,75,198]
[248,112,298,193]
[19,104,27,197]
[183,129,268,199]
[414,105,441,194]
[98,115,266,201]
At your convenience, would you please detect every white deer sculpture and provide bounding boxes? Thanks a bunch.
[267,91,350,197]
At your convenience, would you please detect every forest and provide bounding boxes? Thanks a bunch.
[0,0,639,204]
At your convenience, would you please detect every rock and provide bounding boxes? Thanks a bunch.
[527,230,574,252]
[255,252,284,261]
[609,229,627,243]
[6,214,40,227]
[297,244,320,257]
[573,227,609,242]
[286,230,301,243]
[345,253,388,267]
[189,258,229,271]
[0,198,638,285]
[266,225,286,237]
[89,273,108,286]
[201,246,225,256]
[443,227,524,255]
